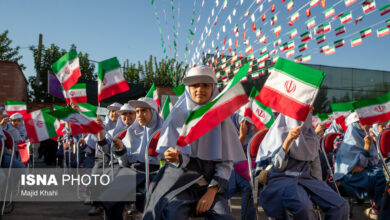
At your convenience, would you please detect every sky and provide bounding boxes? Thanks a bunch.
[1,0,390,80]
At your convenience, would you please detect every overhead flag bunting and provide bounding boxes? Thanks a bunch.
[334,39,345,48]
[340,12,352,24]
[379,3,390,16]
[360,28,372,38]
[323,7,335,19]
[377,27,390,37]
[351,37,362,47]
[335,25,346,35]
[362,0,376,13]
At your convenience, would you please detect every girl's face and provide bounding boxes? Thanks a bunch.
[189,83,213,105]
[11,119,22,128]
[121,112,136,126]
[109,110,119,122]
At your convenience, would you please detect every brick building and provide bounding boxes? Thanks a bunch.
[0,61,28,105]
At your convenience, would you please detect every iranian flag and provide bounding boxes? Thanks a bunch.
[270,15,278,26]
[360,28,372,38]
[272,56,279,64]
[274,38,282,47]
[260,46,267,55]
[244,87,274,130]
[325,46,335,56]
[324,7,335,19]
[286,49,295,58]
[344,0,356,7]
[362,0,376,13]
[323,23,331,33]
[259,35,267,44]
[49,107,104,135]
[5,100,27,116]
[287,0,294,11]
[146,83,160,107]
[62,83,87,104]
[386,19,390,28]
[301,55,311,63]
[379,3,390,16]
[320,44,330,53]
[258,52,269,63]
[306,18,316,29]
[255,58,324,121]
[23,109,63,143]
[377,27,390,37]
[290,12,299,23]
[161,95,172,120]
[335,25,346,36]
[334,39,345,48]
[352,91,390,125]
[294,55,302,63]
[245,45,253,54]
[316,113,334,128]
[340,12,352,24]
[274,25,282,37]
[351,37,362,47]
[299,43,308,52]
[176,64,250,146]
[289,28,298,39]
[51,49,82,91]
[316,35,326,44]
[331,101,355,132]
[256,29,262,38]
[98,57,130,102]
[310,0,320,8]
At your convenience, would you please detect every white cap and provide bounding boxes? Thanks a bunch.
[129,97,158,112]
[10,113,23,120]
[182,65,217,86]
[345,112,359,126]
[107,102,123,111]
[117,103,136,114]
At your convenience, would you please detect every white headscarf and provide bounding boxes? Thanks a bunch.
[122,108,163,164]
[256,113,319,166]
[156,85,246,162]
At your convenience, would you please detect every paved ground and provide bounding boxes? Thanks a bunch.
[2,196,373,220]
[1,161,373,220]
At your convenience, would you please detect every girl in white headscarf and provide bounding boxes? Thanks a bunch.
[256,113,349,219]
[143,66,246,220]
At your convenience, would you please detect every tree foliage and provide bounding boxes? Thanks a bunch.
[0,30,24,69]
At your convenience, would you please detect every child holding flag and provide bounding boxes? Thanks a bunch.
[143,66,246,219]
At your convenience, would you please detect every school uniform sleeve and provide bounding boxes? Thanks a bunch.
[310,155,323,181]
[208,161,233,193]
[97,138,114,159]
[272,147,289,171]
[111,146,130,168]
[356,150,369,168]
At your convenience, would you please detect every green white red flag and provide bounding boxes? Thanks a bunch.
[23,108,63,143]
[344,0,356,7]
[49,107,104,135]
[255,58,325,121]
[98,57,130,102]
[62,83,87,104]
[377,27,390,37]
[5,100,27,116]
[51,49,82,91]
[379,3,390,16]
[335,25,346,36]
[176,64,250,147]
[323,7,335,19]
[351,37,362,47]
[244,87,274,130]
[331,101,355,131]
[161,95,172,120]
[146,83,160,107]
[353,91,390,125]
[340,12,352,24]
[362,0,375,13]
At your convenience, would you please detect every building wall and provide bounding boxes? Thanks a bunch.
[0,61,28,105]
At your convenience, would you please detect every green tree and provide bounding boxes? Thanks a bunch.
[0,30,25,69]
[123,59,141,84]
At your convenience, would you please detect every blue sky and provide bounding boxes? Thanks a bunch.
[1,0,390,80]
